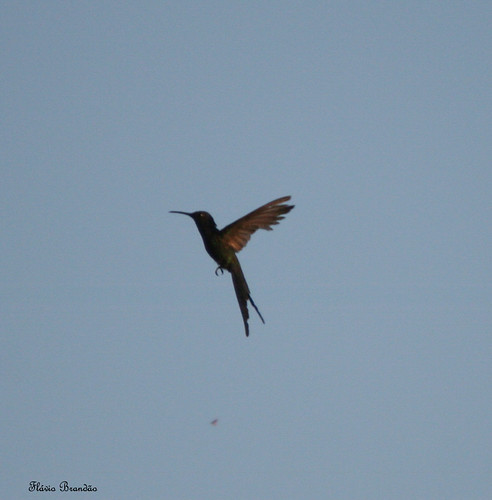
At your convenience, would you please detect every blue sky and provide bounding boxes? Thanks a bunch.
[2,2,491,499]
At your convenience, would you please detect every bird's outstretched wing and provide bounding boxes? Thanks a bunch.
[220,196,294,252]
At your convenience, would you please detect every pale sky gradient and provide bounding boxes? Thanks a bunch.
[2,2,491,499]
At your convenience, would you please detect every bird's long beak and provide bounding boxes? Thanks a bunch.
[169,211,193,217]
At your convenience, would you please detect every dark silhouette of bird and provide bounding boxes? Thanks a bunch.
[170,196,294,336]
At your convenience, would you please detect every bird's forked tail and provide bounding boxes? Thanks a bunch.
[230,258,265,337]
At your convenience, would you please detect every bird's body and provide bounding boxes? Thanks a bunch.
[170,196,294,336]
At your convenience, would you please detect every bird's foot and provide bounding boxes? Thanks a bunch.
[215,266,225,276]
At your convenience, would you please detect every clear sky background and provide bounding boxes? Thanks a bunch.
[2,2,491,499]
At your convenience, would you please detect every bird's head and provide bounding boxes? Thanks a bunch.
[169,210,218,233]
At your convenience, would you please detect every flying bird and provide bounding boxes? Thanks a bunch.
[170,196,294,336]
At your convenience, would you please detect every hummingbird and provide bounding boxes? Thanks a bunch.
[170,196,294,336]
